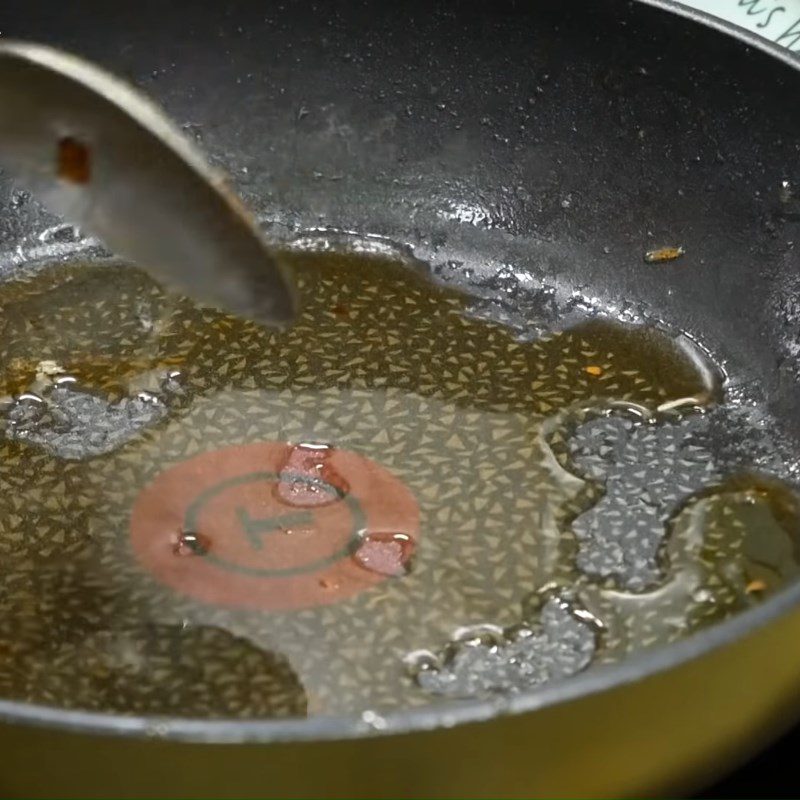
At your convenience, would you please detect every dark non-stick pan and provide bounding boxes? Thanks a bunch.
[2,1,800,797]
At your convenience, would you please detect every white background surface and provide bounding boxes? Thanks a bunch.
[677,0,800,51]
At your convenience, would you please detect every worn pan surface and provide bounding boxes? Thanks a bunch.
[2,0,800,797]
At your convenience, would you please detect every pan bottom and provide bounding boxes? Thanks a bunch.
[0,248,798,719]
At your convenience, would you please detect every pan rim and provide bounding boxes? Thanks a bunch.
[1,0,800,745]
[640,0,800,70]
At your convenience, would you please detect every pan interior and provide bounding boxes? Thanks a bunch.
[0,244,798,719]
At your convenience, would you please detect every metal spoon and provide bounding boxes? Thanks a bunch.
[0,41,297,328]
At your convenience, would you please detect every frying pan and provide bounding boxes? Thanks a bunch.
[2,0,800,796]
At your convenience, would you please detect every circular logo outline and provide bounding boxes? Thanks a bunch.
[183,470,366,578]
[129,441,420,610]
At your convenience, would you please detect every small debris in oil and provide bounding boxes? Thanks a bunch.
[354,532,415,577]
[584,365,603,377]
[275,442,348,508]
[57,136,91,185]
[745,579,767,595]
[173,530,210,557]
[644,245,685,264]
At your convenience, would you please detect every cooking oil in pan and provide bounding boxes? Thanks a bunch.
[0,251,798,716]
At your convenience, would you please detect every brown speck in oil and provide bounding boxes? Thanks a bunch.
[644,246,684,264]
[173,530,210,556]
[57,137,91,185]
